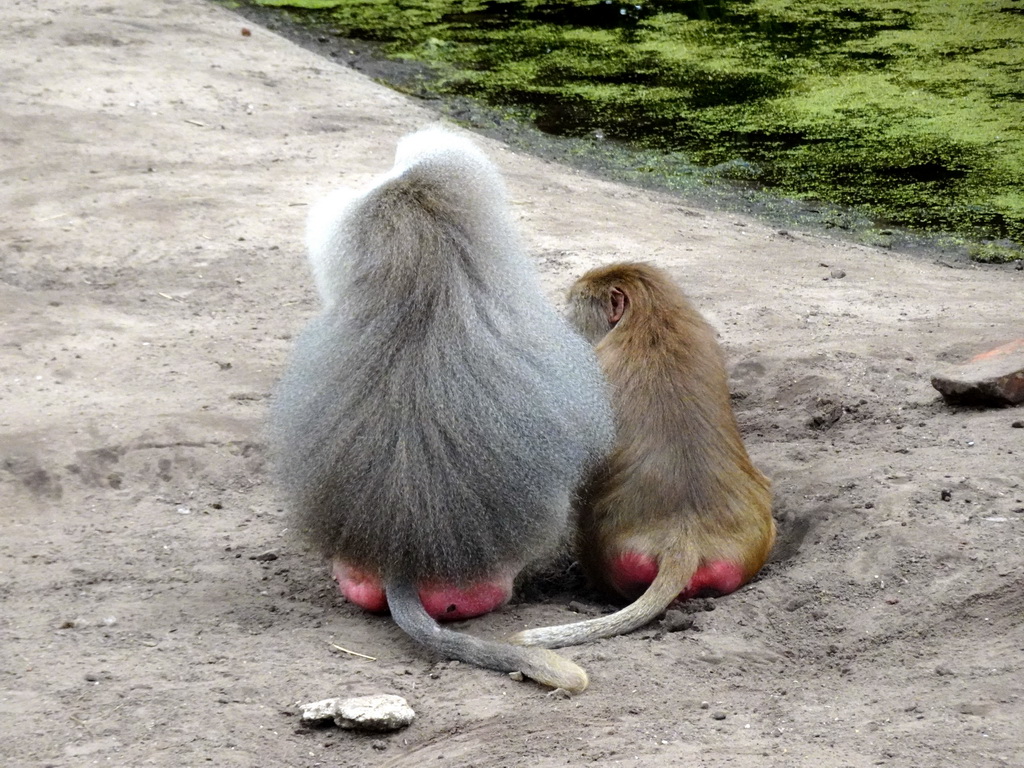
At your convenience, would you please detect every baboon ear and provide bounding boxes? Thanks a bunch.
[608,286,628,325]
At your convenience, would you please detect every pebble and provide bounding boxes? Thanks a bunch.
[931,339,1024,406]
[336,694,415,731]
[300,698,343,726]
[299,694,415,731]
[661,609,694,633]
[567,600,603,616]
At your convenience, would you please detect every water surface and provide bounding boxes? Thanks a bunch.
[251,0,1024,258]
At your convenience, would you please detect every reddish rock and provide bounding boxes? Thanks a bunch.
[931,339,1024,406]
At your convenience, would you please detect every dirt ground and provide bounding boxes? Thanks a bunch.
[2,1,1023,767]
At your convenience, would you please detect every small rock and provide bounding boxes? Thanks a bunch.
[807,399,843,430]
[941,489,952,502]
[661,610,694,633]
[300,698,343,726]
[830,268,846,279]
[546,688,572,700]
[784,597,809,612]
[371,740,388,751]
[567,600,603,616]
[958,702,993,717]
[935,665,954,676]
[335,694,415,732]
[1012,421,1023,429]
[931,339,1024,406]
[712,711,727,720]
[250,551,279,562]
[508,671,524,682]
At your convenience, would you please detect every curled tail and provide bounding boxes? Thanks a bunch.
[509,551,698,649]
[385,582,589,693]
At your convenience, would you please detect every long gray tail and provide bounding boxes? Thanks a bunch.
[385,582,589,692]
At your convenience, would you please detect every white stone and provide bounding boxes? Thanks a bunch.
[300,697,343,725]
[335,694,415,732]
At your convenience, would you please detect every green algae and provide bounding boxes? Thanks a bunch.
[252,0,1024,256]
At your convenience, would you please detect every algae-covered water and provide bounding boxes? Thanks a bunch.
[252,0,1024,258]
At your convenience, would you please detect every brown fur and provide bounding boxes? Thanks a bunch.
[512,262,774,648]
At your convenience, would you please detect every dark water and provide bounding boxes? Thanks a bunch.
[249,0,1024,259]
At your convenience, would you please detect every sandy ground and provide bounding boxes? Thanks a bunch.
[2,1,1023,766]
